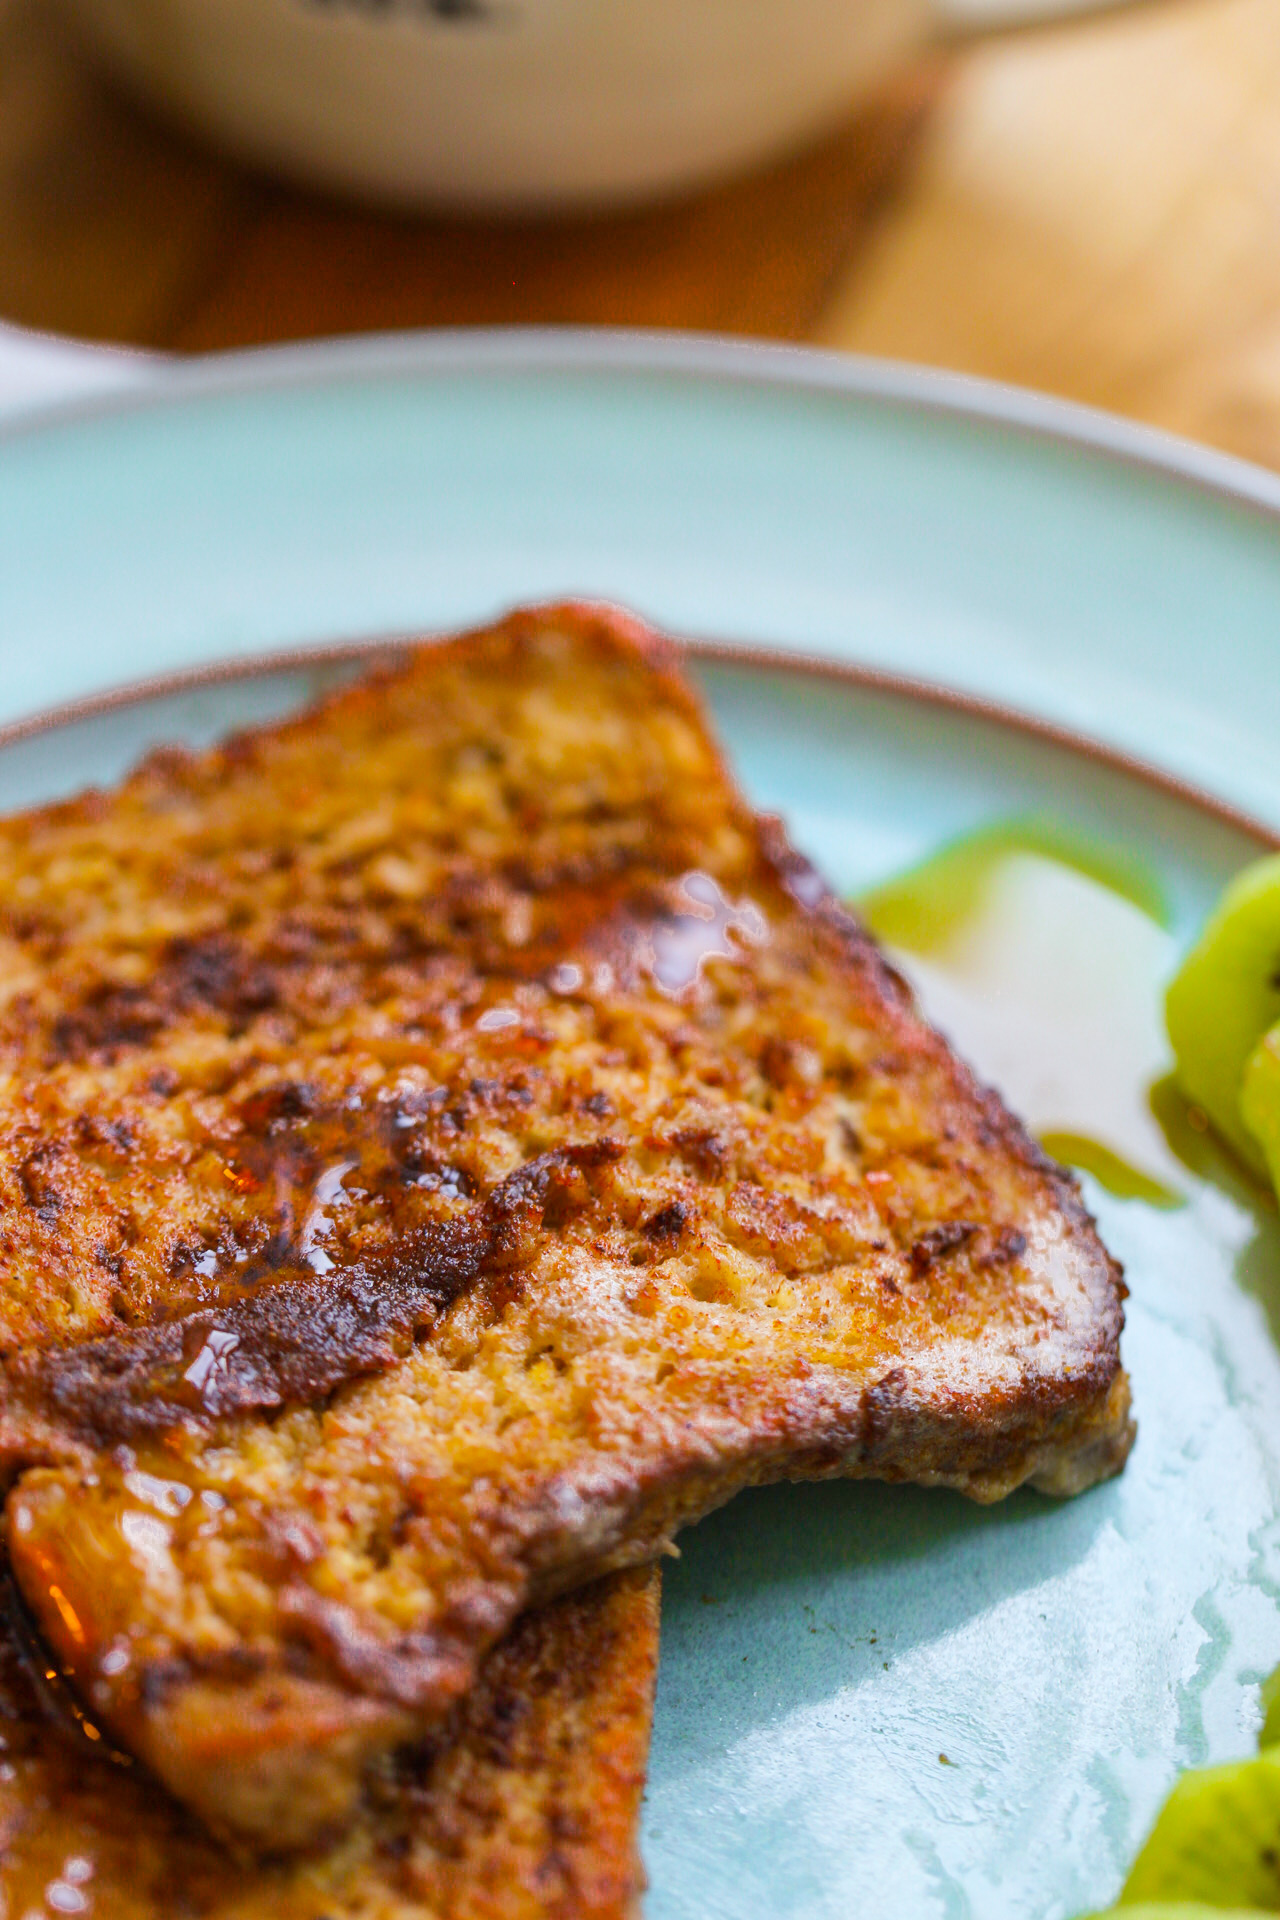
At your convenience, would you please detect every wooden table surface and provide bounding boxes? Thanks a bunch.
[5,0,1280,470]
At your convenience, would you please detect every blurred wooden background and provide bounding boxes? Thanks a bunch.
[5,0,1280,467]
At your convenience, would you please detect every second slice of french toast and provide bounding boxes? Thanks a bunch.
[0,1564,659,1919]
[0,605,1132,1847]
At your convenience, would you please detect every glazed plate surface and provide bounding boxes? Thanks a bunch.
[2,334,1280,1920]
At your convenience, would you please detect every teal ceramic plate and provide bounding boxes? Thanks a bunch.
[4,332,1280,1920]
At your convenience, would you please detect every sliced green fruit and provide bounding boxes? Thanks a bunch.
[1259,1663,1280,1754]
[1083,1906,1278,1917]
[858,814,1168,957]
[1119,1749,1280,1907]
[1084,1906,1277,1917]
[1241,1023,1280,1199]
[1165,854,1280,1176]
[1038,1130,1183,1208]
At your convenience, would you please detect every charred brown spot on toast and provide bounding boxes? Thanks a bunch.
[0,604,1131,1849]
[910,1222,980,1276]
[2,1141,622,1458]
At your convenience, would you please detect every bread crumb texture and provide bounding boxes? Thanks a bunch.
[0,1564,658,1918]
[0,605,1130,1843]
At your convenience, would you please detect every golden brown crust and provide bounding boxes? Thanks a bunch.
[0,603,1132,1844]
[0,1564,659,1919]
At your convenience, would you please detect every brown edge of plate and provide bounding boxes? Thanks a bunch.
[0,624,1275,856]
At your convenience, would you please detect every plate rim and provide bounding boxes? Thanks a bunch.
[4,325,1280,528]
[6,618,1276,855]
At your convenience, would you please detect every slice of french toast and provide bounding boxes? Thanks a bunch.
[0,604,1132,1847]
[0,1563,659,1920]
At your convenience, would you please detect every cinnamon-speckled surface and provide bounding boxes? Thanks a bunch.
[0,608,1127,1851]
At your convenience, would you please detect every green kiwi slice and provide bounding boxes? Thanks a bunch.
[1241,1024,1280,1198]
[1165,854,1280,1176]
[1119,1750,1280,1906]
[1259,1659,1280,1754]
[1084,1907,1277,1917]
[1083,1907,1276,1917]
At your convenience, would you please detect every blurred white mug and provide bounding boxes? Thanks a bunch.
[62,0,938,211]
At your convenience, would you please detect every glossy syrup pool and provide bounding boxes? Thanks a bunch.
[1,654,1278,1920]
